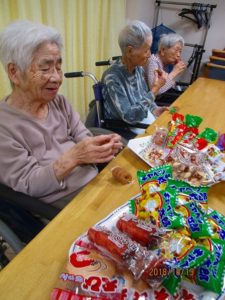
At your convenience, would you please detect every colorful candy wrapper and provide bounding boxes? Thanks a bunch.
[217,133,225,151]
[167,179,209,213]
[137,165,173,193]
[175,201,213,239]
[160,231,211,270]
[158,188,186,229]
[198,128,218,144]
[162,271,182,297]
[208,210,225,240]
[180,127,199,145]
[186,239,225,294]
[185,114,203,128]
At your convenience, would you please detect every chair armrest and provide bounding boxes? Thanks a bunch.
[0,183,60,220]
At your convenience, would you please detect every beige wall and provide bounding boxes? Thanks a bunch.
[126,0,225,78]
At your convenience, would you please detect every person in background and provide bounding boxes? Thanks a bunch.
[144,33,186,104]
[0,20,122,209]
[101,20,168,140]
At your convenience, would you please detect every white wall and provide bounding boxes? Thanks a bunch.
[126,0,225,79]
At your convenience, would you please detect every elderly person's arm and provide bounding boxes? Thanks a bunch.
[144,56,175,95]
[0,98,122,199]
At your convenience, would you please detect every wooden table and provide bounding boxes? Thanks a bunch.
[0,77,225,299]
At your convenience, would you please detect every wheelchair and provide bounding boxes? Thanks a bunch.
[64,64,149,142]
[0,183,60,269]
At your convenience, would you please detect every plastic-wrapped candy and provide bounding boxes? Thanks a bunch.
[198,128,218,144]
[217,133,225,151]
[185,239,225,294]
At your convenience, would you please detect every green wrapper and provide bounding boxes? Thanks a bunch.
[176,201,213,239]
[159,188,185,229]
[187,239,225,294]
[168,179,209,213]
[198,128,218,143]
[185,114,203,128]
[137,165,172,193]
[162,272,182,296]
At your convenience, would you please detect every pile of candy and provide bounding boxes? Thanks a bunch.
[142,112,225,187]
[128,165,225,296]
[50,166,225,299]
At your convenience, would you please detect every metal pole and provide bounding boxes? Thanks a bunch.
[155,0,216,8]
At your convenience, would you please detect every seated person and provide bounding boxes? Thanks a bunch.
[0,20,122,209]
[144,33,187,105]
[101,20,168,139]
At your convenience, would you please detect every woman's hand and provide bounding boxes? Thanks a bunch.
[153,106,169,117]
[53,134,123,180]
[169,60,187,79]
[151,69,167,95]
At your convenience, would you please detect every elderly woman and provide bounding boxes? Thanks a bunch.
[0,20,122,209]
[101,20,168,139]
[144,33,186,97]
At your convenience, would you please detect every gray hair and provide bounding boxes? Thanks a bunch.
[0,20,63,73]
[158,33,184,51]
[118,20,152,55]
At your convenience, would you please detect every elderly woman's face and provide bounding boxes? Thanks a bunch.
[161,42,183,65]
[18,42,63,103]
[128,35,152,67]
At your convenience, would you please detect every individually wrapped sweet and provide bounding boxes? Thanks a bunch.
[198,128,218,143]
[87,225,167,288]
[116,213,165,249]
[175,201,213,239]
[217,133,225,151]
[158,188,186,229]
[151,126,168,147]
[185,114,203,128]
[185,239,225,294]
[208,210,225,240]
[159,231,211,270]
[167,179,209,213]
[137,165,173,193]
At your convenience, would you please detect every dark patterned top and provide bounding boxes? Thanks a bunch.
[101,58,157,125]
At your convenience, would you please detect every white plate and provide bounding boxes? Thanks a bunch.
[69,200,225,300]
[127,135,153,167]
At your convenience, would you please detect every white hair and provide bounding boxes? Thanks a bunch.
[118,20,152,55]
[158,33,184,51]
[0,20,63,73]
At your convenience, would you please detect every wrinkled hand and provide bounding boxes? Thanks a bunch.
[153,106,169,117]
[54,134,123,181]
[74,134,123,164]
[151,69,167,95]
[172,60,187,77]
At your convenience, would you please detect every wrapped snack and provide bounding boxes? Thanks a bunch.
[165,145,214,186]
[203,144,224,165]
[111,166,132,184]
[180,127,199,145]
[185,239,225,294]
[168,179,209,212]
[158,188,186,229]
[129,192,163,224]
[142,146,167,167]
[161,231,211,270]
[208,210,225,240]
[217,133,225,151]
[175,201,213,239]
[151,126,168,147]
[185,114,203,128]
[116,213,165,249]
[162,272,182,297]
[87,226,166,287]
[198,128,218,144]
[137,165,173,193]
